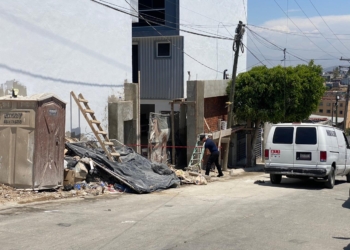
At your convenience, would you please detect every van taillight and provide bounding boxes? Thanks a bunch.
[320,151,327,162]
[265,149,269,160]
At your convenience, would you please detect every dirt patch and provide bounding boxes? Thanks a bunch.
[0,183,123,207]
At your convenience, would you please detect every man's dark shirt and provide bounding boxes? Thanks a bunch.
[204,138,218,153]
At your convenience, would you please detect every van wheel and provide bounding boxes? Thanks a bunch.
[346,172,350,183]
[325,167,335,189]
[270,174,282,184]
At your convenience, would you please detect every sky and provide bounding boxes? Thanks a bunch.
[246,0,350,71]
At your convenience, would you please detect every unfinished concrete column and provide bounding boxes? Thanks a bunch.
[108,101,133,144]
[186,81,205,163]
[124,83,140,153]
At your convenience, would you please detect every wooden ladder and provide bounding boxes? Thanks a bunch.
[187,138,205,172]
[70,91,121,162]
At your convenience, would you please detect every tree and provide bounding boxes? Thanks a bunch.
[227,61,325,166]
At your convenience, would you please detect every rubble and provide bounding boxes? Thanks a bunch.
[1,137,240,206]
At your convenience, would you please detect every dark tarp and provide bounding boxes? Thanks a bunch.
[65,143,180,194]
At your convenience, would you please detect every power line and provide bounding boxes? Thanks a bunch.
[294,0,346,56]
[272,0,338,59]
[309,0,350,53]
[241,42,266,66]
[248,29,282,51]
[247,32,274,67]
[242,0,247,23]
[123,0,224,74]
[247,27,308,63]
[91,0,234,41]
[248,24,350,40]
[125,0,236,39]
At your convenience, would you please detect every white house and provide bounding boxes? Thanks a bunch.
[0,0,134,137]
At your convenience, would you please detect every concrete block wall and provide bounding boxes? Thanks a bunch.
[204,96,228,133]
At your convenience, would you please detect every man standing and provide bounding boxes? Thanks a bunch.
[200,135,223,177]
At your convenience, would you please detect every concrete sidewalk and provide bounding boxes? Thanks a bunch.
[205,164,265,182]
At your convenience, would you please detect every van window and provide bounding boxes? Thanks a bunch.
[296,127,317,144]
[273,127,294,144]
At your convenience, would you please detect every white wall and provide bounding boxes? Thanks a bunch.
[0,0,133,135]
[180,0,248,98]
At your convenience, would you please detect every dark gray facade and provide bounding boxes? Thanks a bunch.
[132,0,179,37]
[133,36,184,100]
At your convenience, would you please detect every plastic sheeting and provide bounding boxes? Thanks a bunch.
[149,112,171,164]
[65,143,180,194]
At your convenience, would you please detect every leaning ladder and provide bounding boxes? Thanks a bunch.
[70,91,121,162]
[187,139,206,172]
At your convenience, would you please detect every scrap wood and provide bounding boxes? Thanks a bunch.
[175,170,194,184]
[204,118,211,132]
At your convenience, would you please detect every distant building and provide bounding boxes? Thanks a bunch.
[312,90,350,128]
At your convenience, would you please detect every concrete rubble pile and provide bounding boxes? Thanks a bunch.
[64,140,181,194]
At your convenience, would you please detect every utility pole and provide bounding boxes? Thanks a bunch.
[335,94,339,127]
[339,65,350,130]
[282,48,286,67]
[344,84,350,130]
[340,57,350,62]
[227,21,245,129]
[226,21,245,168]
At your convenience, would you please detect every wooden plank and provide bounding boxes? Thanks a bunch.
[218,130,222,165]
[204,118,211,132]
[171,102,175,165]
[91,120,101,124]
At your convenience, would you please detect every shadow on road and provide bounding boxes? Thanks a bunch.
[333,237,350,250]
[254,178,347,191]
[342,198,350,209]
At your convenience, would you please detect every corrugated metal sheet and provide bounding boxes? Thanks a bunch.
[133,36,184,100]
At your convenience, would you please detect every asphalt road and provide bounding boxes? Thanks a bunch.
[1,172,350,250]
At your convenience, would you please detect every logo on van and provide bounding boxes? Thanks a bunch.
[271,149,280,157]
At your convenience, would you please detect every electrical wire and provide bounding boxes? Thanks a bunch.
[309,0,350,53]
[273,0,340,59]
[123,0,224,73]
[248,24,350,40]
[91,0,234,41]
[242,0,247,23]
[241,42,266,66]
[247,32,274,67]
[294,0,346,55]
[247,27,308,63]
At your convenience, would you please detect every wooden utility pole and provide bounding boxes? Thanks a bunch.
[340,65,350,130]
[226,21,245,168]
[344,84,350,130]
[227,21,245,129]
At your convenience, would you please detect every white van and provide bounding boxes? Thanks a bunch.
[264,123,350,188]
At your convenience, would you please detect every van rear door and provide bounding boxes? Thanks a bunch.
[269,126,294,168]
[294,126,318,168]
[334,129,347,174]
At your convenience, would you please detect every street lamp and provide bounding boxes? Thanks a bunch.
[335,95,340,127]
